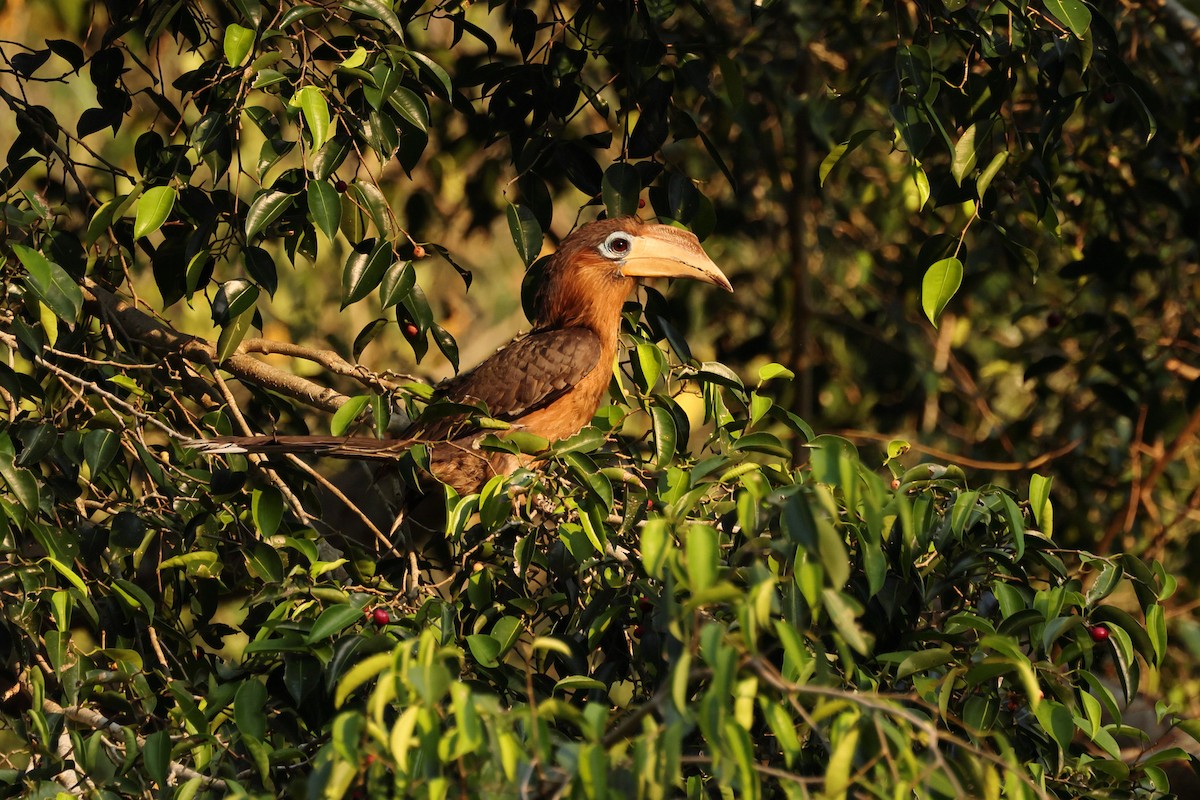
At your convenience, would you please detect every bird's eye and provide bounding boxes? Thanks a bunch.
[602,233,632,258]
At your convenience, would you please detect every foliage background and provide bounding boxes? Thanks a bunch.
[0,0,1197,796]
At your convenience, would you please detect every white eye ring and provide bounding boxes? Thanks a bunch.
[601,232,633,259]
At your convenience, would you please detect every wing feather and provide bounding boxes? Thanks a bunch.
[413,327,602,439]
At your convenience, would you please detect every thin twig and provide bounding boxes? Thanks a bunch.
[836,429,1083,471]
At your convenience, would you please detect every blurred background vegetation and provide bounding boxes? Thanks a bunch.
[1,0,1198,794]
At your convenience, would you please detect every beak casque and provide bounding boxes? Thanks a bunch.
[618,225,733,292]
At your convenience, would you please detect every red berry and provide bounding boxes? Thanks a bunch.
[412,244,426,259]
[633,625,645,637]
[1101,89,1116,104]
[364,753,377,766]
[403,323,420,337]
[372,608,390,626]
[637,198,646,209]
[334,180,348,193]
[1046,310,1063,328]
[1088,625,1110,642]
[638,596,653,612]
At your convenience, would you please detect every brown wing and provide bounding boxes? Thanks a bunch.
[187,328,602,462]
[414,327,602,439]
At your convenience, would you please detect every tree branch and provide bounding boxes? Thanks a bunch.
[42,698,228,791]
[83,279,356,413]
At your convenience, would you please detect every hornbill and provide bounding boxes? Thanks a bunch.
[192,216,731,497]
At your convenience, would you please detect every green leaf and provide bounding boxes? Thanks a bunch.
[685,524,718,592]
[224,23,255,67]
[83,429,120,476]
[819,130,873,187]
[640,519,670,579]
[0,453,40,513]
[244,190,295,240]
[822,588,872,654]
[650,405,677,468]
[294,86,331,152]
[1029,473,1053,535]
[824,724,860,797]
[634,343,665,391]
[466,634,501,668]
[554,676,606,693]
[1044,0,1092,38]
[387,86,428,132]
[757,362,795,383]
[602,163,641,217]
[896,44,933,101]
[251,487,284,537]
[216,308,255,363]
[331,395,371,437]
[211,279,260,325]
[506,204,542,268]
[340,47,367,70]
[342,239,392,308]
[13,244,82,322]
[133,186,176,239]
[344,0,407,41]
[976,151,1007,199]
[491,616,523,655]
[234,680,267,741]
[158,551,219,572]
[1033,700,1075,751]
[406,51,452,98]
[921,257,963,327]
[312,136,352,180]
[432,323,459,372]
[307,180,341,240]
[379,261,415,308]
[306,604,365,643]
[951,124,977,186]
[999,492,1027,562]
[143,730,171,786]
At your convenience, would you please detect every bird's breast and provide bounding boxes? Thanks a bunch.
[513,360,610,442]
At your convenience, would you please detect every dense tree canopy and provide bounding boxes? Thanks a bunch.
[0,0,1197,796]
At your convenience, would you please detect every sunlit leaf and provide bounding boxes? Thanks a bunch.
[13,244,82,322]
[294,86,331,152]
[921,257,963,327]
[223,23,255,67]
[133,185,176,239]
[1044,0,1092,38]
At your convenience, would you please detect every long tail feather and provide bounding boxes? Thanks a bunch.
[185,435,415,460]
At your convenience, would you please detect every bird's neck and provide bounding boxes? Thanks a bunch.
[536,273,633,355]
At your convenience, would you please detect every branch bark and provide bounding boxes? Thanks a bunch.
[82,279,409,414]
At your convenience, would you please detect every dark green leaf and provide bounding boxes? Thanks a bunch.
[344,0,407,41]
[506,204,542,267]
[234,680,268,741]
[379,261,415,308]
[602,163,641,218]
[244,190,295,240]
[83,429,120,476]
[307,180,340,240]
[342,239,392,308]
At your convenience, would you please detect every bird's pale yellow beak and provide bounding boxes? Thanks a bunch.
[619,225,733,292]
